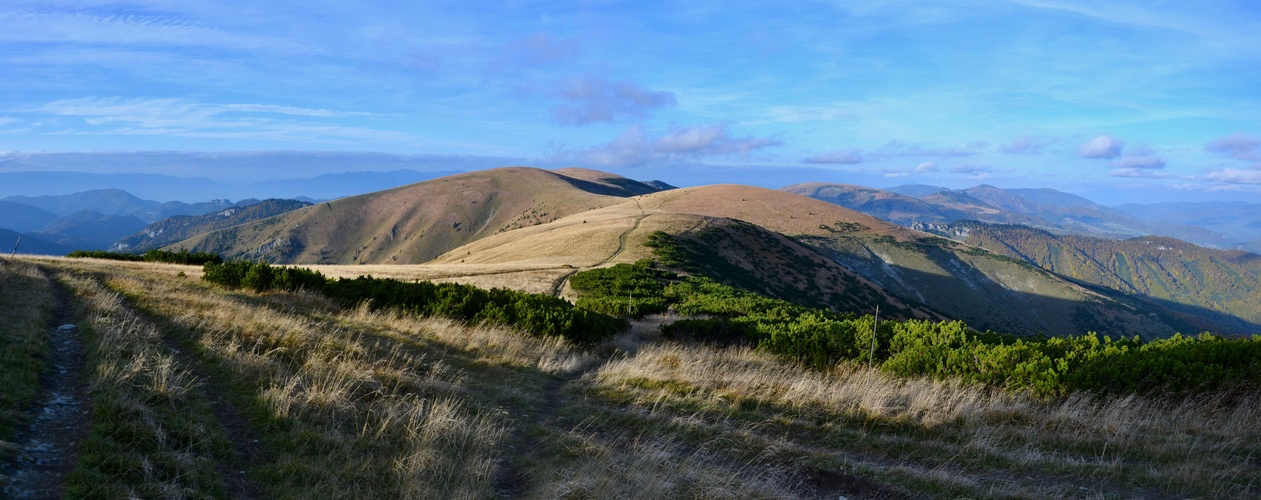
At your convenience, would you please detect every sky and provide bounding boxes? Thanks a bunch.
[1,0,1260,204]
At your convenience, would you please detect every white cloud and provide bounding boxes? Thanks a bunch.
[1205,132,1261,162]
[1078,134,1124,159]
[549,75,676,125]
[914,161,938,173]
[564,123,782,168]
[802,149,862,164]
[1110,167,1169,178]
[950,164,992,175]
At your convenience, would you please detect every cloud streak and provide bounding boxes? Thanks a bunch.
[562,124,782,167]
[27,96,411,144]
[802,149,863,164]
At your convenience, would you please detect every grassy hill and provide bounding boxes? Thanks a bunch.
[171,167,668,264]
[421,181,1189,338]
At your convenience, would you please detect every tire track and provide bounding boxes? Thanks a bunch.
[2,267,89,500]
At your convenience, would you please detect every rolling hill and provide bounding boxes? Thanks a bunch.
[0,228,73,256]
[0,201,60,233]
[171,167,671,264]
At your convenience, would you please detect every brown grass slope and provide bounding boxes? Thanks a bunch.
[635,184,917,240]
[431,185,936,317]
[170,167,660,264]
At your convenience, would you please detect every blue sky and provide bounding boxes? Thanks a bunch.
[2,0,1260,204]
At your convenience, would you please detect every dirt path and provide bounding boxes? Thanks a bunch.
[548,201,648,298]
[2,268,89,499]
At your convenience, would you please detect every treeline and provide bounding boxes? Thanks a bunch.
[68,249,223,265]
[201,261,624,342]
[569,261,1261,397]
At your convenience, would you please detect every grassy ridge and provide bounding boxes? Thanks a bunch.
[570,257,1261,397]
[11,256,1260,497]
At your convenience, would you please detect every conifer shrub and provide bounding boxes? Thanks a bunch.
[569,243,1261,398]
[201,261,623,341]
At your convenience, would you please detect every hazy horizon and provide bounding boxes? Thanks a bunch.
[2,2,1259,204]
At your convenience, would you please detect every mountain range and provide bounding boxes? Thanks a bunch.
[4,167,1258,339]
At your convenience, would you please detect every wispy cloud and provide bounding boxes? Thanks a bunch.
[548,75,676,125]
[560,124,782,167]
[802,149,863,164]
[1203,168,1261,185]
[999,136,1048,155]
[872,140,980,159]
[1205,132,1260,162]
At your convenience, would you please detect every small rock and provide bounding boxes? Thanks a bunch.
[57,324,76,331]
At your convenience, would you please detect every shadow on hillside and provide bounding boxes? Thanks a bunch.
[860,261,1261,338]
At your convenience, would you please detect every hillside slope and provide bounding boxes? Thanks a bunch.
[113,199,311,252]
[434,182,1183,337]
[941,221,1261,335]
[172,167,667,264]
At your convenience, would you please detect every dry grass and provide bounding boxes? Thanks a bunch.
[0,258,56,442]
[98,269,507,498]
[535,428,798,499]
[57,270,229,498]
[591,342,1261,497]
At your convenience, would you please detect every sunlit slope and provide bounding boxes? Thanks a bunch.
[172,167,656,264]
[636,184,917,239]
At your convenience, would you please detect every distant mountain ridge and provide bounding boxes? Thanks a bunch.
[787,182,1255,250]
[3,189,238,223]
[113,199,313,252]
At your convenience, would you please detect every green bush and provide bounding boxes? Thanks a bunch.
[201,261,622,342]
[68,250,144,261]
